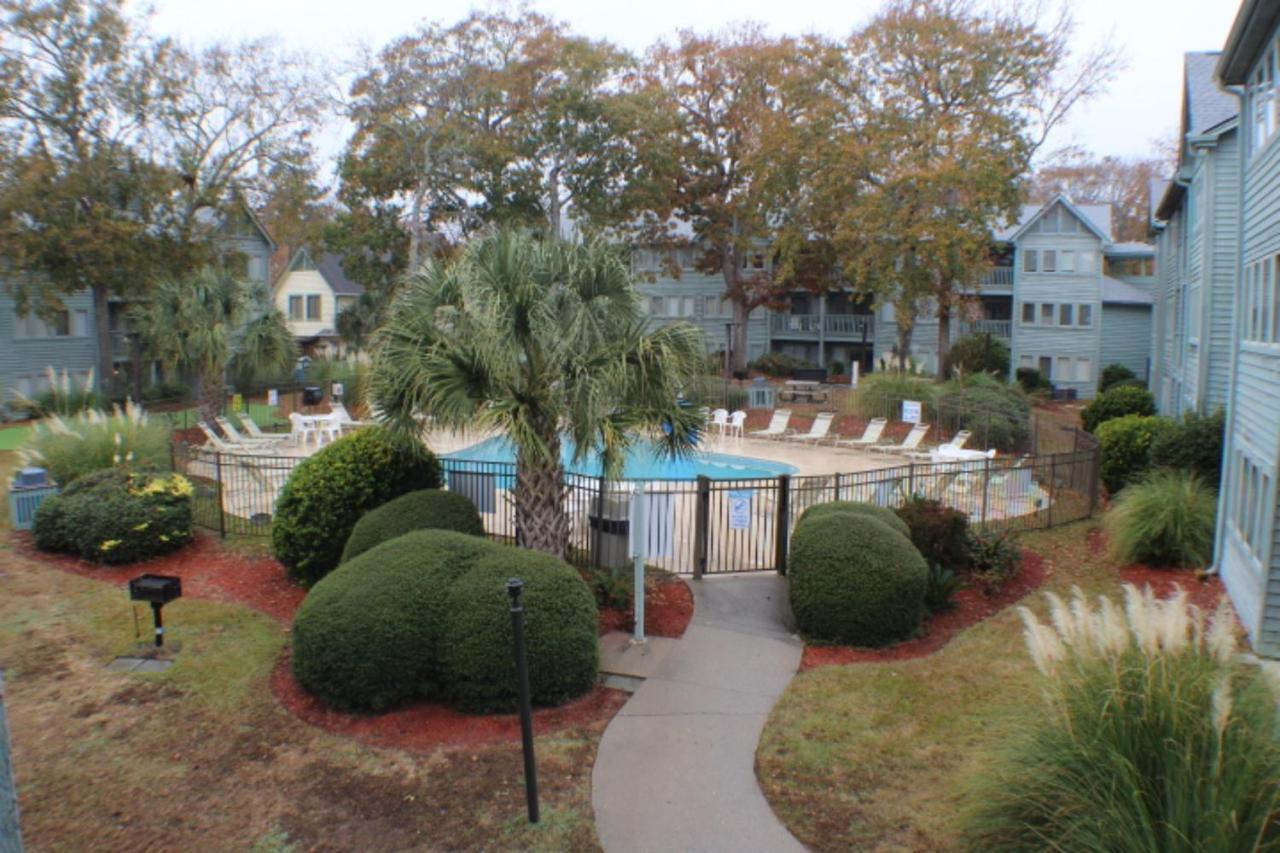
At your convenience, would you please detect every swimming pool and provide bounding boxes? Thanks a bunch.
[445,435,798,480]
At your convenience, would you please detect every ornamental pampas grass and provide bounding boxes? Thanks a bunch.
[968,585,1280,851]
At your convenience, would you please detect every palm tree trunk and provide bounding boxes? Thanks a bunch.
[514,431,570,558]
[198,367,225,425]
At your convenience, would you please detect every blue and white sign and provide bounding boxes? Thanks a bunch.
[728,490,753,530]
[902,399,922,424]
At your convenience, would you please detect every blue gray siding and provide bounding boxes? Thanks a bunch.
[0,285,98,404]
[1100,304,1153,379]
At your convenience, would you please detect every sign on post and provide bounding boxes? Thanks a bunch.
[728,490,753,530]
[902,400,922,424]
[267,389,279,407]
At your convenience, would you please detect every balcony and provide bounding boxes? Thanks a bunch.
[957,319,1012,339]
[978,267,1014,288]
[770,313,875,340]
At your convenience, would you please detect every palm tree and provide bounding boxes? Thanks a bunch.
[372,229,706,557]
[336,290,384,358]
[132,267,297,422]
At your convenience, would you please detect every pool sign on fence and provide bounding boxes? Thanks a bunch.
[728,490,752,529]
[902,400,922,424]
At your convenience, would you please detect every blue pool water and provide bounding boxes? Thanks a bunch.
[445,435,798,480]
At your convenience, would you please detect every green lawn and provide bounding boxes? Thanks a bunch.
[0,424,31,451]
[755,521,1169,852]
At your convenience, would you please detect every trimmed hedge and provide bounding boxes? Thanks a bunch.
[1082,385,1156,434]
[1149,409,1226,490]
[936,377,1031,452]
[32,468,193,564]
[272,427,442,585]
[799,500,911,539]
[788,512,928,646]
[1099,363,1138,393]
[440,548,600,713]
[895,496,970,572]
[949,333,1010,377]
[291,530,504,711]
[1097,414,1176,495]
[341,489,484,564]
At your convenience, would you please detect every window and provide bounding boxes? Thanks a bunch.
[675,247,696,269]
[305,295,322,321]
[73,310,90,337]
[741,252,766,271]
[1055,356,1071,380]
[1078,304,1093,327]
[288,296,303,321]
[1232,451,1273,562]
[1021,302,1035,325]
[1038,356,1053,378]
[1077,250,1096,274]
[681,296,695,317]
[1042,250,1057,273]
[336,296,356,315]
[649,296,664,316]
[1058,304,1074,326]
[1250,45,1278,154]
[1074,357,1092,382]
[1244,254,1280,343]
[14,309,71,339]
[1060,250,1076,273]
[1019,355,1034,368]
[1040,304,1054,325]
[1189,284,1202,340]
[1023,250,1037,273]
[633,249,658,272]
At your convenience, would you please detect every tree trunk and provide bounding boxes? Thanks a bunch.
[92,284,113,396]
[729,299,751,373]
[198,367,225,425]
[514,431,570,558]
[894,308,914,372]
[129,332,144,403]
[546,160,562,237]
[936,304,953,380]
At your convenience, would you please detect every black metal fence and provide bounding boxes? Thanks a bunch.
[174,418,1099,574]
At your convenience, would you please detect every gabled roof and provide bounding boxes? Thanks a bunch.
[1185,52,1238,138]
[993,195,1112,243]
[1102,276,1154,305]
[1219,0,1280,84]
[278,248,365,297]
[1149,178,1171,231]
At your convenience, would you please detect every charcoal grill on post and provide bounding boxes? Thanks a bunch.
[128,575,182,647]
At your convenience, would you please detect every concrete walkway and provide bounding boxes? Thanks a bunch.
[592,574,805,853]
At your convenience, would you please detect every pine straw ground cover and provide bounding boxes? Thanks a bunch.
[755,520,1233,852]
[0,530,612,851]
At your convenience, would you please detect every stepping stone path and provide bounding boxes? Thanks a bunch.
[593,574,805,853]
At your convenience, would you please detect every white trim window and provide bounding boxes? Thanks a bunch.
[305,294,322,321]
[1059,250,1076,273]
[288,296,303,321]
[649,296,665,317]
[1231,450,1272,563]
[1078,304,1094,327]
[1042,250,1057,273]
[14,309,73,338]
[1023,250,1037,273]
[1250,43,1278,155]
[1074,357,1092,382]
[1244,254,1280,343]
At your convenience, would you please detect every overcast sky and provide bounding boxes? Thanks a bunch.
[139,0,1242,177]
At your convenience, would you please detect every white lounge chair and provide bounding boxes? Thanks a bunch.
[950,429,973,449]
[749,409,792,439]
[709,408,729,436]
[214,415,288,447]
[869,422,930,454]
[197,421,274,455]
[903,428,976,460]
[836,417,887,448]
[725,410,747,438]
[783,411,835,444]
[239,413,285,441]
[330,402,373,431]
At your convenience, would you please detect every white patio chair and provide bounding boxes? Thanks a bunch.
[330,402,373,431]
[288,412,321,446]
[726,410,747,438]
[835,417,887,448]
[709,408,729,436]
[869,422,930,455]
[782,411,835,444]
[902,428,976,460]
[197,421,274,455]
[214,415,288,447]
[748,409,792,439]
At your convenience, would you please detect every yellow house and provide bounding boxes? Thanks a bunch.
[272,249,365,356]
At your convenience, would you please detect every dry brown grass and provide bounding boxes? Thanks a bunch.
[0,532,605,851]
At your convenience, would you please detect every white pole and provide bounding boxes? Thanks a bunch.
[850,361,859,389]
[632,482,648,644]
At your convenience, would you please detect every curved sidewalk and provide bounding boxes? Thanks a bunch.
[592,574,805,853]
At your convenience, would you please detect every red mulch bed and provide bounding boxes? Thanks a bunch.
[17,531,631,749]
[1088,526,1227,612]
[801,549,1049,669]
[597,575,694,638]
[271,653,628,752]
[11,532,305,623]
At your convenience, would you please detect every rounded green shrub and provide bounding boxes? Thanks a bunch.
[788,513,928,646]
[1104,470,1216,568]
[341,489,484,563]
[440,549,599,713]
[948,333,1011,377]
[1082,385,1156,434]
[799,500,911,539]
[1098,363,1139,394]
[272,426,442,585]
[936,375,1031,452]
[894,496,970,571]
[291,530,504,711]
[1149,409,1226,490]
[1097,414,1175,495]
[32,468,194,564]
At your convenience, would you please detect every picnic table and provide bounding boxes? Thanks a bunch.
[777,380,829,404]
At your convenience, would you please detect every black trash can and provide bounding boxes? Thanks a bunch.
[588,492,632,569]
[302,385,324,406]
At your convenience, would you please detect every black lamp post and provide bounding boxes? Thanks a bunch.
[507,578,539,824]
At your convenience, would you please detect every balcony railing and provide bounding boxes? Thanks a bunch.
[770,313,875,339]
[957,319,1012,339]
[979,267,1014,288]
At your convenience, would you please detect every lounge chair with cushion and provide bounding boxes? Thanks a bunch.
[869,422,931,455]
[782,411,835,444]
[835,418,887,448]
[749,409,792,439]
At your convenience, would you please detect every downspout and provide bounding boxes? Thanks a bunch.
[1210,84,1248,585]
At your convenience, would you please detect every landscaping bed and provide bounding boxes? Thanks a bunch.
[597,573,694,638]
